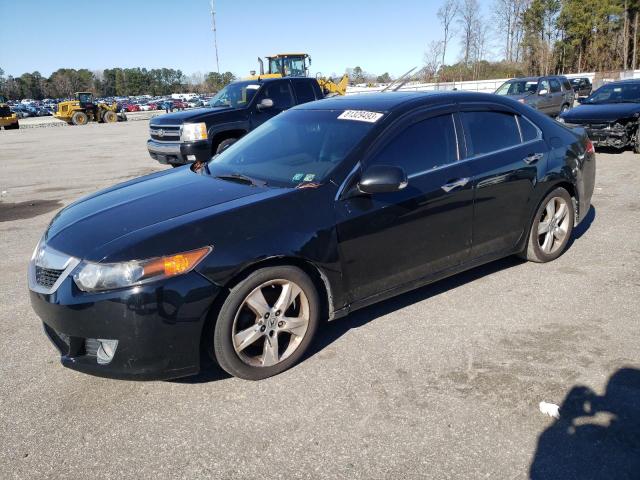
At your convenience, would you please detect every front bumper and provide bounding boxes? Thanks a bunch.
[566,122,634,149]
[147,139,210,165]
[29,271,220,380]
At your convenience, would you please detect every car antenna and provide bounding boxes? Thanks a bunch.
[381,67,417,92]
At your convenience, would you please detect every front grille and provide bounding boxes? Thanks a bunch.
[150,125,180,141]
[35,266,64,288]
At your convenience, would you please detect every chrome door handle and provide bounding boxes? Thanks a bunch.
[524,153,544,164]
[441,177,470,193]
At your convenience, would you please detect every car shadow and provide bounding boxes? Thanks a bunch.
[567,205,596,248]
[530,367,640,479]
[305,254,526,361]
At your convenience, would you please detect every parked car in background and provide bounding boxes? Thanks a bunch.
[494,76,575,117]
[187,98,204,108]
[570,77,592,98]
[147,76,325,166]
[124,103,141,112]
[559,79,640,152]
[30,91,596,380]
[172,99,188,110]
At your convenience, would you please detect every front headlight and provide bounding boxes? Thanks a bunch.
[73,246,211,292]
[180,122,208,142]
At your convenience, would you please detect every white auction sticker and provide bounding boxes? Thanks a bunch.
[337,110,384,123]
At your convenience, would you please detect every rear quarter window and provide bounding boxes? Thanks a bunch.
[518,116,541,142]
[461,111,521,157]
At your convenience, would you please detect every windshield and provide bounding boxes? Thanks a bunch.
[208,82,260,108]
[268,57,306,77]
[495,80,539,96]
[584,82,640,104]
[207,109,378,187]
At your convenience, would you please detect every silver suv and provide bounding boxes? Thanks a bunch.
[495,76,575,117]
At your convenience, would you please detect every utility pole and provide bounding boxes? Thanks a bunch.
[210,0,220,73]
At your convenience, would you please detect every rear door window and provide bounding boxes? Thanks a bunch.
[550,79,561,93]
[461,111,521,157]
[292,80,317,104]
[369,114,458,175]
[258,82,295,110]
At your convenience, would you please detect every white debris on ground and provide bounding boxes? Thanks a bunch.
[539,401,561,419]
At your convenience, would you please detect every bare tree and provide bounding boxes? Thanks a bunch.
[457,0,480,64]
[423,40,444,80]
[437,0,458,67]
[492,0,529,62]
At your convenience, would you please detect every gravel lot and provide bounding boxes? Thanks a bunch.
[0,121,639,479]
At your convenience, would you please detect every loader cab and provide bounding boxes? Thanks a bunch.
[76,92,94,107]
[266,54,310,77]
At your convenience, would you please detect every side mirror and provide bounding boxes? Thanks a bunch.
[257,98,274,111]
[538,89,549,96]
[358,165,408,194]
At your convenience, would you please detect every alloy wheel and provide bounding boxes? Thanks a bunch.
[537,196,571,254]
[232,279,310,367]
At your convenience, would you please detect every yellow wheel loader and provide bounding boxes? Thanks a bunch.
[53,92,125,125]
[248,53,349,96]
[0,96,19,130]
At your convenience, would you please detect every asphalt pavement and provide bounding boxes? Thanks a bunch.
[0,121,638,479]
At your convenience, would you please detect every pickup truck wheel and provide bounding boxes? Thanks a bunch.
[216,138,238,154]
[71,111,88,126]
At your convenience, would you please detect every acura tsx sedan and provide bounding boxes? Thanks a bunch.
[29,92,595,381]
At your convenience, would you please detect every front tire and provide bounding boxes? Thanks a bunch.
[71,111,88,125]
[522,187,574,263]
[103,110,118,123]
[216,137,238,154]
[212,266,320,380]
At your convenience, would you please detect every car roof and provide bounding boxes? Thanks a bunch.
[603,78,640,86]
[295,91,517,113]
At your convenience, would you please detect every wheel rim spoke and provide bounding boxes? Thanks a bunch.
[274,281,301,313]
[541,231,554,253]
[538,220,551,235]
[554,203,567,222]
[280,316,308,337]
[245,288,270,318]
[262,335,279,366]
[234,325,264,352]
[545,199,556,219]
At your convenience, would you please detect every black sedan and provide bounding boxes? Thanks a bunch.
[559,79,640,152]
[29,92,596,380]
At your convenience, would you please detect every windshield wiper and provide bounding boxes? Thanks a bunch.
[215,173,265,187]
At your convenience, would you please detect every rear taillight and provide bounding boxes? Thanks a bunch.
[585,138,595,154]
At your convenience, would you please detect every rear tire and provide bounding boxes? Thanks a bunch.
[71,111,88,126]
[522,187,574,263]
[103,111,118,123]
[634,125,640,154]
[212,266,320,380]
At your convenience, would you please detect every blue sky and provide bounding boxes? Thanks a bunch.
[0,0,492,79]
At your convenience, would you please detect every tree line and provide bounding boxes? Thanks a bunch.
[421,0,640,82]
[0,67,236,100]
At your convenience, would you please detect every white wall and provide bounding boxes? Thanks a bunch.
[345,70,640,96]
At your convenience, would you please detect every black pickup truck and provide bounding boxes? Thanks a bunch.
[147,77,324,166]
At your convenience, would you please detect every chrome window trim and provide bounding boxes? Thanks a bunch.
[515,115,543,142]
[28,242,80,295]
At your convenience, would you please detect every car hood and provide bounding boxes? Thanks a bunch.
[150,106,235,125]
[44,167,275,261]
[560,102,640,123]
